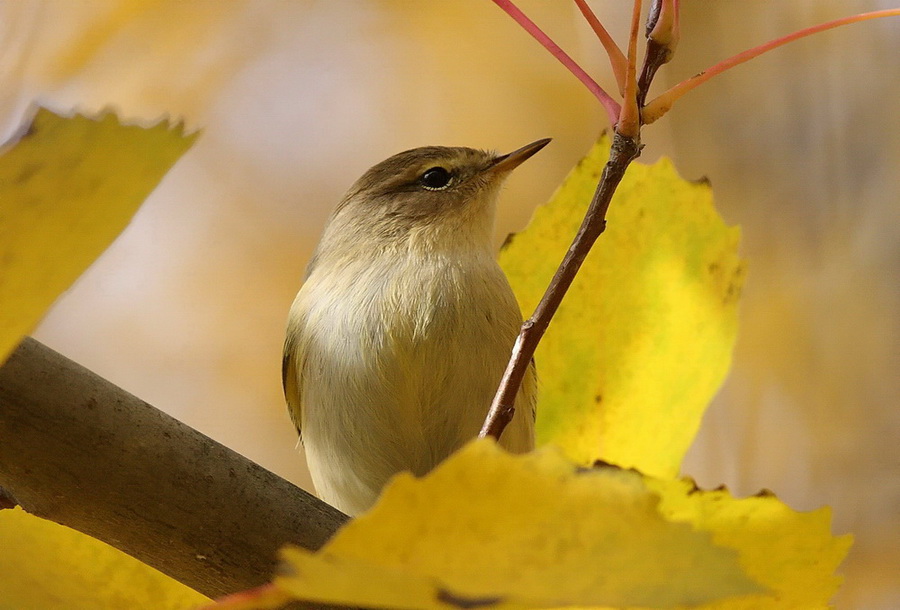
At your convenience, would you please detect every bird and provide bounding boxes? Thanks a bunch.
[283,139,548,516]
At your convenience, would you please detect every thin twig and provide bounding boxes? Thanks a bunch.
[480,131,641,440]
[481,0,650,441]
[481,3,899,441]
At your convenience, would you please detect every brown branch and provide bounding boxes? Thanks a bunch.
[481,0,681,442]
[637,39,670,109]
[0,337,349,600]
[480,131,641,440]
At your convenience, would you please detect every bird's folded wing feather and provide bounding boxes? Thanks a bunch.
[282,329,303,441]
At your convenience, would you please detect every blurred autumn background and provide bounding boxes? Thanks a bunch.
[1,1,896,607]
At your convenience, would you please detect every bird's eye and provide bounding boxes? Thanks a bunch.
[420,167,453,191]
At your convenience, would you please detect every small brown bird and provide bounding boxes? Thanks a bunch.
[283,139,548,515]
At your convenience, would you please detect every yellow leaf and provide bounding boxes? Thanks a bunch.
[501,134,745,478]
[257,439,762,610]
[0,507,209,609]
[0,107,197,365]
[645,478,853,609]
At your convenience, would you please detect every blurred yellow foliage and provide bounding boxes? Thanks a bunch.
[239,441,848,609]
[0,507,208,609]
[266,440,760,610]
[501,135,744,478]
[0,108,196,364]
[646,478,853,609]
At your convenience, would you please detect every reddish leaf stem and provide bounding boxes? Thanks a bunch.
[573,0,628,96]
[490,0,621,125]
[643,8,900,124]
[617,0,643,137]
[207,583,289,609]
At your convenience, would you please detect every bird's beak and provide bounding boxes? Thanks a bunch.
[488,138,552,174]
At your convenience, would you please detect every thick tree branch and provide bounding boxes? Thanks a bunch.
[0,337,348,600]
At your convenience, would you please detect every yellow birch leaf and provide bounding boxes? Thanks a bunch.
[252,439,762,610]
[0,507,209,609]
[645,478,853,609]
[0,107,197,365]
[500,134,745,478]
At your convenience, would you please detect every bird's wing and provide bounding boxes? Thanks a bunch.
[282,325,304,442]
[283,259,321,444]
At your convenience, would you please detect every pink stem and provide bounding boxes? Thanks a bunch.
[643,8,900,124]
[491,0,621,125]
[616,0,642,136]
[573,0,628,96]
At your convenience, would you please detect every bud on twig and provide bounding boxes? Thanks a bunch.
[638,0,680,108]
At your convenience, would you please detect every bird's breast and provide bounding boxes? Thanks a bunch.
[300,251,522,468]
